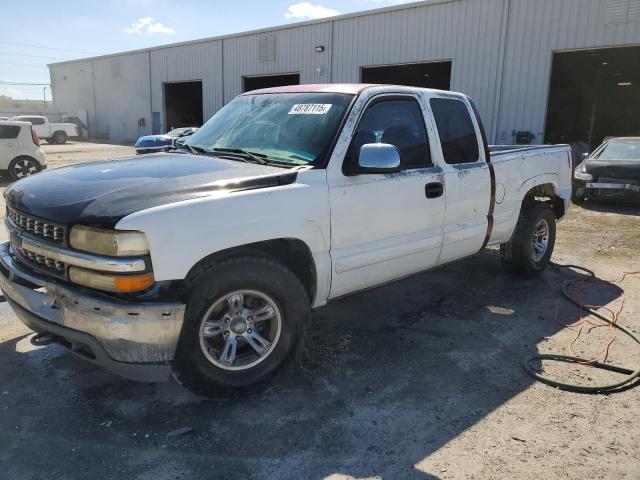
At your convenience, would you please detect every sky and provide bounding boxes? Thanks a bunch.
[0,0,412,100]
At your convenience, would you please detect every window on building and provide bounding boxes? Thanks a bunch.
[430,98,479,165]
[0,125,21,139]
[349,98,432,169]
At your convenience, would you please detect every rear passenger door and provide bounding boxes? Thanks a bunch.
[327,94,445,298]
[429,96,491,264]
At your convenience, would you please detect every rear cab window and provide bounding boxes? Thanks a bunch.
[430,98,480,165]
[0,125,21,139]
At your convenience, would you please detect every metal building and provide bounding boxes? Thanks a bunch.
[49,0,640,146]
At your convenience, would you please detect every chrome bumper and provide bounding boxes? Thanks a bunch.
[0,242,185,381]
[586,182,640,193]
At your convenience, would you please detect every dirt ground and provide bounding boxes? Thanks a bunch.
[0,142,638,479]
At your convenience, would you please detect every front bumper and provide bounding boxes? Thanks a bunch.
[0,242,185,381]
[583,181,640,200]
[135,145,171,154]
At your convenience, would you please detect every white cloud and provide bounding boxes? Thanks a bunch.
[284,2,340,19]
[124,17,175,35]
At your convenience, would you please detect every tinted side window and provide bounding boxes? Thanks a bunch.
[30,117,46,125]
[349,99,432,169]
[0,125,21,139]
[430,98,479,164]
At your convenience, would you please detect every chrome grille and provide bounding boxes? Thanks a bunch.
[7,206,65,243]
[17,247,66,273]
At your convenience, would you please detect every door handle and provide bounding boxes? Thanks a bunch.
[425,182,444,199]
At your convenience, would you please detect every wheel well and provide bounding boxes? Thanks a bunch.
[522,183,565,219]
[53,130,67,137]
[185,239,317,302]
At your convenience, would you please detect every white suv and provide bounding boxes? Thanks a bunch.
[0,121,48,180]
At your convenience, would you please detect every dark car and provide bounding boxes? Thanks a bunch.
[572,137,640,203]
[134,127,198,154]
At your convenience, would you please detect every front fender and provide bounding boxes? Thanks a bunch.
[114,169,331,286]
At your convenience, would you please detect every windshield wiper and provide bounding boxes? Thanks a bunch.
[211,147,268,165]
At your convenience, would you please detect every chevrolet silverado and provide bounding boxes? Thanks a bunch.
[0,84,572,396]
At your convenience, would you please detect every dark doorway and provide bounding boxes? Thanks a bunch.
[545,46,640,149]
[243,73,300,92]
[164,81,203,131]
[361,61,452,90]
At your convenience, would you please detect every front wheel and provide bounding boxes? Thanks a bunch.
[500,204,556,277]
[173,256,310,398]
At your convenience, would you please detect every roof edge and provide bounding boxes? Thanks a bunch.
[48,0,459,67]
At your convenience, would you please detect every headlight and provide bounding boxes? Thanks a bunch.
[69,267,154,293]
[573,162,593,181]
[70,226,149,257]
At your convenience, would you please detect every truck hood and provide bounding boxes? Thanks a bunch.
[5,153,296,228]
[584,158,640,180]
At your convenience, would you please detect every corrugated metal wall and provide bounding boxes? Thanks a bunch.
[92,52,151,141]
[497,0,640,144]
[222,22,332,102]
[331,0,506,142]
[50,0,640,143]
[49,60,96,136]
[149,41,223,133]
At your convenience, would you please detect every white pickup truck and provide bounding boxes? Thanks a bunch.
[0,84,572,397]
[12,115,77,144]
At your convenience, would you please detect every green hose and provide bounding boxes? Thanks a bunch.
[522,263,640,393]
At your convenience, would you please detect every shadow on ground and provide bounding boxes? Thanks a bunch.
[0,253,622,479]
[578,200,640,217]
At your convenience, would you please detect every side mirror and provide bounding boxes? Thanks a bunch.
[357,143,401,174]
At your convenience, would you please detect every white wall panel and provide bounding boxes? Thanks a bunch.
[91,53,151,141]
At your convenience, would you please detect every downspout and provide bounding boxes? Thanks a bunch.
[148,50,153,135]
[91,59,97,139]
[491,0,511,144]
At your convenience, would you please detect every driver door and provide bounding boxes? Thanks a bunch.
[327,94,445,299]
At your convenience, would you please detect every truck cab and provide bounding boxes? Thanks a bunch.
[12,115,77,144]
[0,84,572,397]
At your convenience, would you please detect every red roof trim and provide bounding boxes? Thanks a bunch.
[242,83,377,95]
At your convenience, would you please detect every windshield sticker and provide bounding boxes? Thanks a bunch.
[288,104,332,115]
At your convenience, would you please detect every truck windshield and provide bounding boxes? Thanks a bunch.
[186,92,353,167]
[592,140,640,161]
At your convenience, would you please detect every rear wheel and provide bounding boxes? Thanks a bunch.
[52,131,67,144]
[173,256,310,398]
[8,156,41,181]
[500,204,556,277]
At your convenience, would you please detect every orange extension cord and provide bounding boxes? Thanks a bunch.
[523,263,640,393]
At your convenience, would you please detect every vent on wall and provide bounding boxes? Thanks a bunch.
[259,34,276,62]
[607,0,640,23]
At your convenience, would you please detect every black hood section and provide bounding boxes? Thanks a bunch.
[5,153,297,228]
[584,159,640,180]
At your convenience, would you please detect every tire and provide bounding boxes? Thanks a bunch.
[52,131,67,144]
[8,156,41,181]
[500,203,556,277]
[46,138,56,144]
[173,256,310,398]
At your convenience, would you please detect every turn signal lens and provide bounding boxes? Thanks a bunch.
[69,267,154,293]
[70,226,149,257]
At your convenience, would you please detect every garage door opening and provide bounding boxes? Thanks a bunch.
[361,61,452,90]
[164,81,203,131]
[545,46,640,149]
[243,73,300,92]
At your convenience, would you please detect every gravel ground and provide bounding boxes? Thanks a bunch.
[0,142,638,479]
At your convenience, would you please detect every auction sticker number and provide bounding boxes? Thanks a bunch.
[288,104,332,115]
